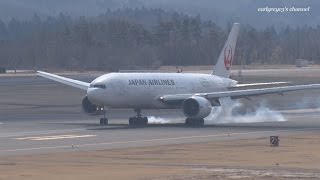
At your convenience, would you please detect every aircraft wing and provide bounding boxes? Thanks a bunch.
[159,84,320,102]
[37,71,90,90]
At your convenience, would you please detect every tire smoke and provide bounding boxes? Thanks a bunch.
[147,116,171,124]
[290,96,320,109]
[205,98,286,124]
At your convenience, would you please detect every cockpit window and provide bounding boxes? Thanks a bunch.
[90,84,106,89]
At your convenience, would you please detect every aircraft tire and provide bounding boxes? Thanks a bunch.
[129,117,148,126]
[185,118,191,126]
[129,117,135,126]
[100,118,108,125]
[185,118,204,127]
[103,118,108,125]
[143,117,148,125]
[198,119,204,126]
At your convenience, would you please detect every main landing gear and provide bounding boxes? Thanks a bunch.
[99,107,108,125]
[185,118,204,126]
[129,109,148,126]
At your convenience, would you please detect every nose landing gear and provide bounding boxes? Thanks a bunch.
[99,107,108,125]
[129,109,148,126]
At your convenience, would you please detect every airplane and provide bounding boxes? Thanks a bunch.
[37,23,320,126]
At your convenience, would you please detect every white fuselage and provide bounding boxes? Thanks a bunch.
[87,73,236,109]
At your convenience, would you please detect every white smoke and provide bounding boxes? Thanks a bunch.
[205,97,286,124]
[147,116,171,124]
[291,96,320,109]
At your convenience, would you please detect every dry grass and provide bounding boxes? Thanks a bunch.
[1,132,320,180]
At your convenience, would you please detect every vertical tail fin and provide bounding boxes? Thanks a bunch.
[212,23,239,78]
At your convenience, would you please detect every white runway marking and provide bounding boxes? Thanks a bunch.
[15,134,96,141]
[2,128,320,153]
[0,128,87,138]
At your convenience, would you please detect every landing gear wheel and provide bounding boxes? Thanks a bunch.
[143,117,148,125]
[98,106,108,125]
[129,109,148,126]
[185,118,192,126]
[185,118,204,127]
[129,117,135,126]
[129,116,148,126]
[198,118,204,126]
[100,118,108,125]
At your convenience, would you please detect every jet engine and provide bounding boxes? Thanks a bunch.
[82,96,102,116]
[182,96,212,119]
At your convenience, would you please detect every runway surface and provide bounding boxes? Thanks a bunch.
[1,112,320,156]
[1,68,320,156]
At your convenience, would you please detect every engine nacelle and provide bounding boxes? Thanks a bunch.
[82,96,102,116]
[182,96,212,119]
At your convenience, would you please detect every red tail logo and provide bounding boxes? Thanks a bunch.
[224,46,233,70]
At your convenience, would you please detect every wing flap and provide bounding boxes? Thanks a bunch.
[233,82,289,88]
[160,84,320,102]
[37,71,90,90]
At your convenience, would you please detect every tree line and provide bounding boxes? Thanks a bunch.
[0,8,319,71]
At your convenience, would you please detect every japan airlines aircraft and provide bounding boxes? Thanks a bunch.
[37,23,320,126]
